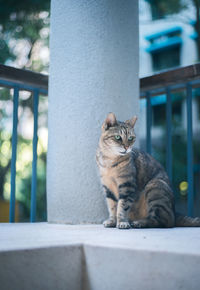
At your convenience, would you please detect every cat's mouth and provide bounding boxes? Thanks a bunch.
[119,148,132,155]
[119,150,127,154]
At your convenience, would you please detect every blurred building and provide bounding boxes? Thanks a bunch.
[139,0,198,77]
[139,0,200,143]
[139,0,200,214]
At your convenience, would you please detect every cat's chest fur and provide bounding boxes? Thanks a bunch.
[100,166,119,198]
[97,150,134,199]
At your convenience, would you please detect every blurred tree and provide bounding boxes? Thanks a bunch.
[0,0,50,221]
[0,88,48,221]
[0,0,50,71]
[147,0,200,60]
[0,89,11,200]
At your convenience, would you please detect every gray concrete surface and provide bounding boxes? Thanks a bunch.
[0,223,200,290]
[1,245,82,290]
[48,0,139,224]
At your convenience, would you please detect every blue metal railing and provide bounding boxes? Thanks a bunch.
[0,64,48,222]
[1,64,199,220]
[30,89,39,222]
[186,83,194,216]
[9,86,19,222]
[166,86,172,182]
[140,64,200,216]
[146,91,152,155]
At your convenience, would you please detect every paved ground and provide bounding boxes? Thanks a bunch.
[1,222,200,255]
[1,223,200,290]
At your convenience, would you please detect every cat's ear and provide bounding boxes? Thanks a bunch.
[102,112,117,130]
[125,116,137,128]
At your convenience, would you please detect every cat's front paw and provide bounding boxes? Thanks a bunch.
[103,218,116,228]
[117,221,131,229]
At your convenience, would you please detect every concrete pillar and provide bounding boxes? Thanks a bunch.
[47,0,139,224]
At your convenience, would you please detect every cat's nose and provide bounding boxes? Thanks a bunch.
[124,145,129,151]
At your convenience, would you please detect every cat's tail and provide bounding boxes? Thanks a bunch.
[175,212,200,227]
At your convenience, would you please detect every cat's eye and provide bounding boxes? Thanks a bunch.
[128,136,134,141]
[115,135,121,141]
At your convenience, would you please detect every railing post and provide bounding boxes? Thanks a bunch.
[146,91,152,154]
[30,89,39,222]
[166,87,172,183]
[186,83,194,216]
[9,86,19,223]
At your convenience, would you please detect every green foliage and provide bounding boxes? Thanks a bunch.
[13,137,47,221]
[0,88,48,221]
[0,39,15,64]
[0,0,50,71]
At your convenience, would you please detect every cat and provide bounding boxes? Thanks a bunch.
[96,112,200,229]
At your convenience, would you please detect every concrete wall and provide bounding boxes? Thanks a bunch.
[47,0,139,224]
[0,246,83,290]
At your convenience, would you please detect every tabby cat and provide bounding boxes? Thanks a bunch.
[96,112,200,229]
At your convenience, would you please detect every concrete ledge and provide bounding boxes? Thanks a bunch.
[0,223,200,290]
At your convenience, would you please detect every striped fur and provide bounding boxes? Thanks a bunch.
[96,113,200,229]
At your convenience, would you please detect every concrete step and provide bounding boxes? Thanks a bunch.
[0,223,200,290]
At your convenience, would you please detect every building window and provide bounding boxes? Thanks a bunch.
[152,103,165,126]
[145,27,182,72]
[196,92,200,120]
[151,45,180,71]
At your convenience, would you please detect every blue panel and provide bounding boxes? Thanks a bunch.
[145,26,182,41]
[151,94,166,106]
[9,86,19,223]
[30,89,39,222]
[166,87,172,183]
[140,79,200,100]
[146,37,182,53]
[190,32,197,40]
[146,91,152,154]
[186,83,194,217]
